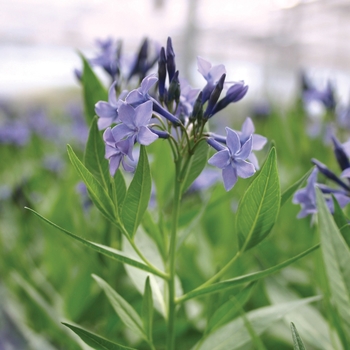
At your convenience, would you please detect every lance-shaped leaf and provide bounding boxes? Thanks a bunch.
[93,275,146,341]
[281,167,313,207]
[113,169,127,213]
[195,296,321,350]
[121,146,152,238]
[236,147,280,251]
[84,117,111,192]
[316,188,350,340]
[332,195,350,248]
[142,276,154,342]
[176,244,318,303]
[182,140,209,194]
[290,322,307,350]
[25,207,167,279]
[67,145,117,224]
[80,54,108,125]
[63,323,136,350]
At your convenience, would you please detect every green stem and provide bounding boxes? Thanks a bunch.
[166,160,182,350]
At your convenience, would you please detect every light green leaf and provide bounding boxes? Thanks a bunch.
[142,276,154,342]
[182,140,209,194]
[316,188,350,338]
[236,147,280,251]
[281,167,313,207]
[63,323,136,350]
[67,144,117,225]
[93,275,146,341]
[332,195,350,248]
[291,322,307,350]
[114,169,127,213]
[177,244,318,303]
[195,296,321,350]
[84,117,110,192]
[206,282,257,334]
[25,207,166,278]
[80,54,107,125]
[121,146,152,238]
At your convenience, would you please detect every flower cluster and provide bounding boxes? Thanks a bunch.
[95,37,267,190]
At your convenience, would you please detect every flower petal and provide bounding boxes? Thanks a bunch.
[109,154,122,176]
[236,135,253,160]
[197,56,212,78]
[111,123,134,142]
[235,159,255,178]
[108,81,118,106]
[134,100,153,126]
[252,134,267,151]
[141,74,158,93]
[241,117,255,140]
[208,149,230,169]
[222,166,238,191]
[208,64,226,83]
[225,127,241,155]
[95,101,117,120]
[248,152,259,170]
[137,126,158,146]
[118,103,136,127]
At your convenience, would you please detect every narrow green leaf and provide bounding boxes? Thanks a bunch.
[196,296,321,350]
[114,169,127,212]
[67,145,117,224]
[332,195,350,248]
[206,282,257,334]
[92,274,146,340]
[142,276,154,342]
[177,244,318,303]
[281,167,313,207]
[236,147,280,251]
[121,146,152,237]
[316,188,350,337]
[291,322,307,350]
[182,140,209,194]
[63,323,136,350]
[25,207,166,278]
[142,211,165,260]
[80,54,107,125]
[84,117,110,192]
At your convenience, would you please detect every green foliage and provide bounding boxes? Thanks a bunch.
[290,322,307,350]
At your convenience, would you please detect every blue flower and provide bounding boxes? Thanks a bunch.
[111,100,158,146]
[95,82,128,130]
[208,127,255,191]
[103,127,134,176]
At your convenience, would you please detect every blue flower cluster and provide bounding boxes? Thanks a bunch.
[94,37,267,191]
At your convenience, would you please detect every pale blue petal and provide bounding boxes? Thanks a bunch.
[126,90,146,105]
[103,127,114,144]
[95,101,117,120]
[137,126,158,145]
[208,149,230,169]
[98,116,114,130]
[236,135,253,160]
[235,159,255,178]
[225,127,241,155]
[105,144,118,159]
[340,167,350,178]
[111,123,134,142]
[134,100,153,126]
[241,117,255,140]
[122,158,135,172]
[197,56,212,78]
[208,64,226,83]
[109,154,122,176]
[141,74,158,93]
[334,193,350,208]
[108,81,118,106]
[118,103,136,127]
[222,166,238,191]
[248,152,259,169]
[252,134,267,151]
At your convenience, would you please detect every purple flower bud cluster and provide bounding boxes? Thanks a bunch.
[94,37,267,190]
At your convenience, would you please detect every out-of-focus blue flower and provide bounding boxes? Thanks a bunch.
[0,119,31,146]
[103,127,134,176]
[95,82,128,130]
[176,78,200,121]
[208,127,255,191]
[111,100,158,146]
[197,56,226,103]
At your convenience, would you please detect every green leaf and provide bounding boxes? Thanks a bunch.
[195,296,321,350]
[114,169,127,213]
[25,207,166,278]
[291,322,307,350]
[281,167,313,207]
[236,147,280,251]
[63,323,136,350]
[177,244,318,303]
[121,146,152,237]
[206,282,257,334]
[316,188,350,338]
[182,140,209,194]
[80,54,107,125]
[67,145,117,225]
[92,274,146,340]
[84,117,110,192]
[332,195,350,248]
[142,276,154,342]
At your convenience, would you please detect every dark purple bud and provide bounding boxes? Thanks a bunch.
[332,136,350,171]
[149,128,169,139]
[158,47,167,102]
[312,158,350,191]
[167,70,180,103]
[204,74,226,119]
[209,132,226,144]
[190,91,203,121]
[152,100,181,125]
[207,137,226,152]
[317,183,349,195]
[211,83,249,115]
[166,37,176,82]
[128,38,149,81]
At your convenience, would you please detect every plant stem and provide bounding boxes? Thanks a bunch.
[166,160,182,350]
